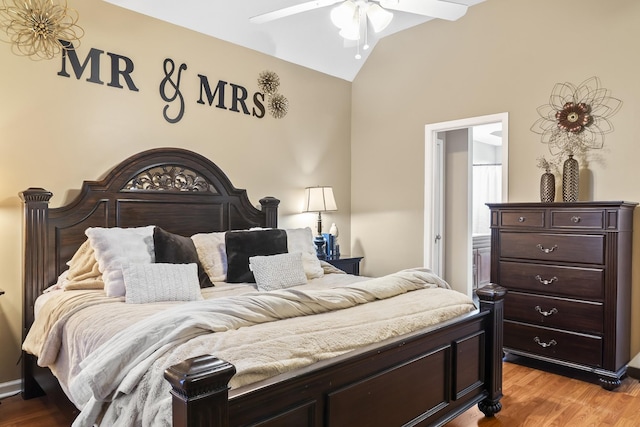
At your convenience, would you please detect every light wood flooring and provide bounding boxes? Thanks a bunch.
[1,357,639,426]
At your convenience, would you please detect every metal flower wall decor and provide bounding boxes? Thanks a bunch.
[0,0,83,60]
[257,70,280,95]
[531,76,622,158]
[258,70,289,119]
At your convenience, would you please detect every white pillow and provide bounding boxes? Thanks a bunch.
[249,252,308,291]
[286,227,324,279]
[191,232,227,282]
[123,263,203,304]
[85,226,155,297]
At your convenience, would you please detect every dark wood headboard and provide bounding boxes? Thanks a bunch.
[20,147,279,337]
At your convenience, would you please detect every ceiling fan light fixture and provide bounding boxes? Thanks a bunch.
[339,23,360,40]
[330,1,357,29]
[366,3,393,33]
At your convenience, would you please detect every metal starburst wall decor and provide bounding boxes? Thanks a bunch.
[257,70,289,119]
[0,0,84,60]
[531,76,622,158]
[257,70,280,95]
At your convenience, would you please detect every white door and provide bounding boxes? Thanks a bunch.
[443,128,473,294]
[424,113,509,296]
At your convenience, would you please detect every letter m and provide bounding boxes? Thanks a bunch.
[197,75,228,110]
[57,40,104,85]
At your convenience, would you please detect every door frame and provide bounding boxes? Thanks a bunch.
[423,112,509,293]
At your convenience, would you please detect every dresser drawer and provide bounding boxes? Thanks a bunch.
[499,210,544,228]
[499,261,604,299]
[504,321,602,367]
[500,232,604,264]
[550,210,604,229]
[505,292,603,334]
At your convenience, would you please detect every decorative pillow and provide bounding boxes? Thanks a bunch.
[153,227,214,288]
[225,229,288,283]
[64,239,104,290]
[85,226,155,297]
[191,232,227,282]
[286,227,324,279]
[123,263,203,304]
[250,252,307,291]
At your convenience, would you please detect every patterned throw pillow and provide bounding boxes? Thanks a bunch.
[123,263,203,304]
[249,252,308,291]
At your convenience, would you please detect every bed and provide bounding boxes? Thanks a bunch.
[20,147,505,426]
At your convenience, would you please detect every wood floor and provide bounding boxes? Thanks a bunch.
[445,357,640,427]
[1,357,639,426]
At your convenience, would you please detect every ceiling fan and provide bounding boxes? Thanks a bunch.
[249,0,469,25]
[250,0,468,59]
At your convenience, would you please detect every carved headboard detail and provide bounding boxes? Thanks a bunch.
[124,165,216,192]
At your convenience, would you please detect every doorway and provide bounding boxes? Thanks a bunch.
[423,113,508,296]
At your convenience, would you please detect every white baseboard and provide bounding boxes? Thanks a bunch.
[0,379,21,400]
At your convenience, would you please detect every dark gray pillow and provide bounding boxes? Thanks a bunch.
[225,229,288,283]
[153,227,214,288]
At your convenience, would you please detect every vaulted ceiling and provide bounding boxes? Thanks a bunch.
[102,0,485,81]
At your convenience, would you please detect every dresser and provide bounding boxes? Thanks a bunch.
[487,201,636,389]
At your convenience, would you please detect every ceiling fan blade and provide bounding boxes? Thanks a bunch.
[379,0,468,21]
[250,0,344,24]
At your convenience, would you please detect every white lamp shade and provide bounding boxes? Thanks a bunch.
[330,1,357,29]
[366,3,393,33]
[303,187,338,212]
[339,24,361,41]
[332,0,393,43]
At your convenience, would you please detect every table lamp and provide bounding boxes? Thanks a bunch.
[302,186,337,259]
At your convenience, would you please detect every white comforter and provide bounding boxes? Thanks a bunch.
[24,268,475,427]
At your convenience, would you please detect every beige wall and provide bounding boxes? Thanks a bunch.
[352,0,640,355]
[0,0,352,383]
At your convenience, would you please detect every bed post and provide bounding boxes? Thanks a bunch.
[20,187,53,399]
[476,283,506,417]
[259,197,280,228]
[164,355,237,427]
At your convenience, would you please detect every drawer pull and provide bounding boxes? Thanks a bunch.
[534,337,557,348]
[571,216,581,223]
[536,244,558,253]
[535,305,558,317]
[534,275,558,285]
[518,216,525,222]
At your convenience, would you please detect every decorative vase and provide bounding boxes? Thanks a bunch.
[562,154,579,202]
[540,172,555,202]
[329,223,339,237]
[329,223,339,257]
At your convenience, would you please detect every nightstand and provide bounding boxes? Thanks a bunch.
[325,256,363,276]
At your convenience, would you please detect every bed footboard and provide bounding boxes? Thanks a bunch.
[165,356,236,427]
[476,283,506,417]
[166,284,506,427]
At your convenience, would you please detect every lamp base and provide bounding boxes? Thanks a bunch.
[313,234,327,260]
